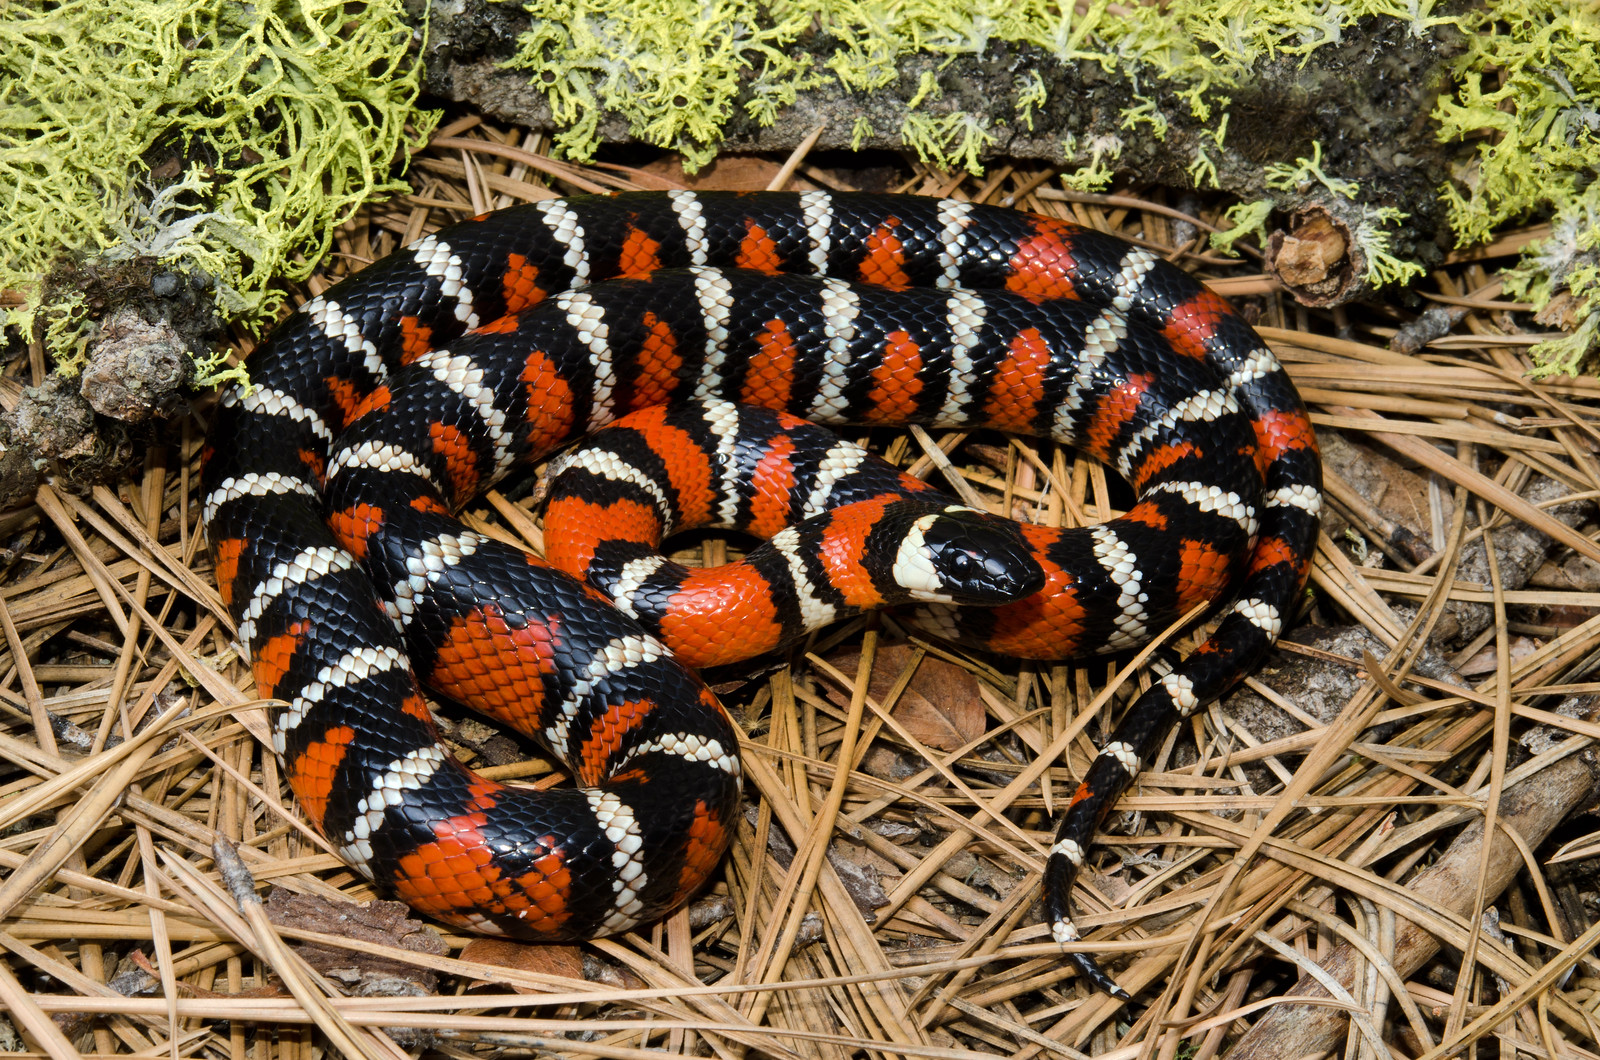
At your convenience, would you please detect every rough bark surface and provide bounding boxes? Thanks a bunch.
[0,258,215,509]
[417,2,1464,274]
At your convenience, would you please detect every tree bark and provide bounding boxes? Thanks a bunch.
[418,2,1466,297]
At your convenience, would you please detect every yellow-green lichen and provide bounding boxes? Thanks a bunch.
[901,112,997,175]
[1186,110,1230,191]
[1263,141,1359,200]
[1212,198,1276,254]
[1015,71,1048,132]
[1436,1,1598,246]
[1506,206,1600,377]
[505,0,1461,182]
[1057,134,1123,193]
[906,71,943,110]
[1118,92,1169,141]
[496,0,1582,321]
[502,0,823,170]
[1,0,435,370]
[1354,205,1428,288]
[1436,0,1599,374]
[849,116,875,151]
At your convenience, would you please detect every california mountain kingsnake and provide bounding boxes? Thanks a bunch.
[202,191,1321,996]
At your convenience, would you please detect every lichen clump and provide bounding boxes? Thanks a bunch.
[508,0,1595,367]
[0,0,435,371]
[1436,0,1599,375]
[4,0,1594,376]
[506,0,822,170]
[504,0,1459,174]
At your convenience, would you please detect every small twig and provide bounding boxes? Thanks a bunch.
[766,123,828,191]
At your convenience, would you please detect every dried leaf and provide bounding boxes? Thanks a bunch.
[458,939,586,992]
[825,643,985,752]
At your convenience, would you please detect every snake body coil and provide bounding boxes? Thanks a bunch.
[203,191,1321,995]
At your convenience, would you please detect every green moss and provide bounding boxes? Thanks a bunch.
[1,0,434,371]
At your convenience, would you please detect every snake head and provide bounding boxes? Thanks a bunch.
[888,503,1046,606]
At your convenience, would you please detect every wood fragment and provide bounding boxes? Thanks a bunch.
[1225,743,1600,1059]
